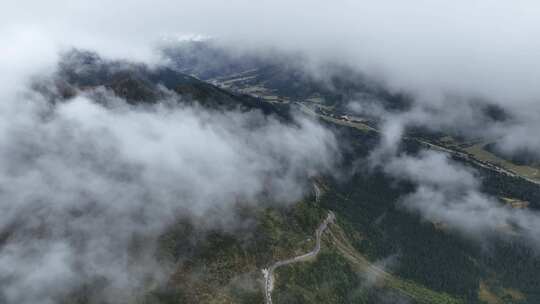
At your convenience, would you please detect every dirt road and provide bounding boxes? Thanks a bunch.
[262,211,335,304]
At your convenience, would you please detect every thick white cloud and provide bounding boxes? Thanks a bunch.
[0,87,338,303]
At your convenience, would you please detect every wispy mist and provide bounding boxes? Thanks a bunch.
[361,104,540,250]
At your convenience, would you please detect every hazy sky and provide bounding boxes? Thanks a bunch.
[3,0,540,105]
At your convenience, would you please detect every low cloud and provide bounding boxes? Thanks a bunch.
[352,99,540,250]
[350,93,540,160]
[0,84,338,303]
[3,1,540,158]
[384,150,540,248]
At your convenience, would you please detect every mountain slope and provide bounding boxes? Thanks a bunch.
[37,49,292,119]
[49,48,540,304]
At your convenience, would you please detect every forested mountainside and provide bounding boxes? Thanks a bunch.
[51,48,540,304]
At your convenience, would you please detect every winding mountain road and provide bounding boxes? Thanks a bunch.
[262,211,335,304]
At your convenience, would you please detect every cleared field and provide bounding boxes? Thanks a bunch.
[478,280,526,304]
[437,137,540,183]
[295,102,376,132]
[500,197,530,209]
[463,143,540,181]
